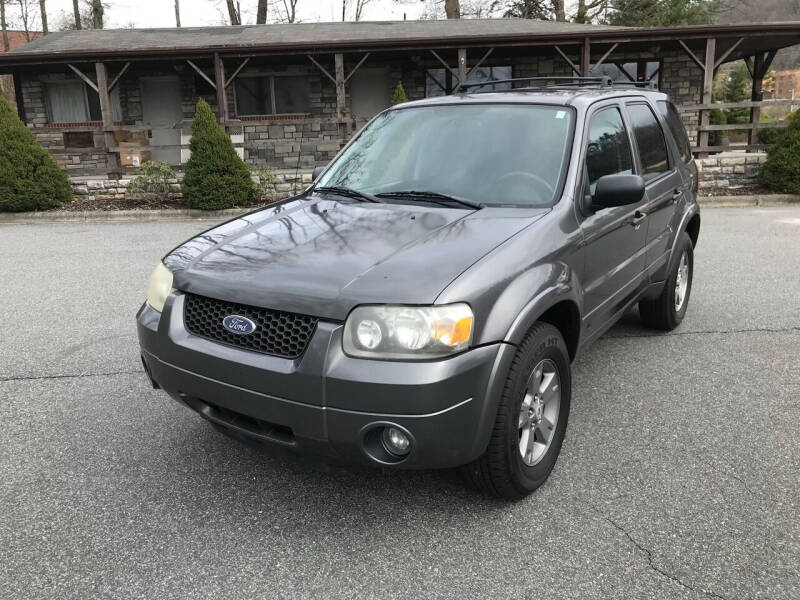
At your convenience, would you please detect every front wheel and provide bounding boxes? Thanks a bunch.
[639,231,694,330]
[463,322,571,500]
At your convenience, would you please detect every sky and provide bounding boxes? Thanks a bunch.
[4,0,430,30]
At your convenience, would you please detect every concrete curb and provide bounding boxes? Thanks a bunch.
[0,207,256,224]
[698,194,800,208]
[2,196,799,223]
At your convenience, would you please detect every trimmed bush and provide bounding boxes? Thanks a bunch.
[759,112,800,194]
[182,98,254,210]
[0,96,71,212]
[392,81,408,105]
[126,161,176,203]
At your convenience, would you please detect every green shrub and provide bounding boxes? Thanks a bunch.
[0,96,71,212]
[760,114,800,194]
[758,110,798,147]
[250,165,277,203]
[126,161,176,202]
[392,81,408,105]
[182,98,254,210]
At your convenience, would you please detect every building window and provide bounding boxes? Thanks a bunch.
[426,65,512,97]
[591,60,661,88]
[234,75,311,116]
[44,81,120,123]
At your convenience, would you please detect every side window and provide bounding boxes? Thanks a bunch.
[658,100,693,163]
[628,103,670,181]
[585,107,634,193]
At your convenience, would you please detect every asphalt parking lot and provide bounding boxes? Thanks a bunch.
[1,206,798,600]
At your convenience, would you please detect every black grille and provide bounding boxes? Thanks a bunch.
[183,293,318,359]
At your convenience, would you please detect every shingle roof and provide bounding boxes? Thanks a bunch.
[4,19,625,58]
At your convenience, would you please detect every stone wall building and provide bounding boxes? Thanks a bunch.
[0,20,798,190]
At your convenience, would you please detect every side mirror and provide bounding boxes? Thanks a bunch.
[312,166,326,182]
[592,174,645,210]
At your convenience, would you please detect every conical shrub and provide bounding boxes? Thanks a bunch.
[182,98,254,210]
[0,96,71,212]
[760,111,800,195]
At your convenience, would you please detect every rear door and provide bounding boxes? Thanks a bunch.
[577,102,649,339]
[624,101,685,282]
[140,76,183,165]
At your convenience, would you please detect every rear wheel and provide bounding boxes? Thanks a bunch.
[639,231,694,330]
[463,322,571,500]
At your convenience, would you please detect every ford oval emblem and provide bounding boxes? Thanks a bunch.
[222,315,257,335]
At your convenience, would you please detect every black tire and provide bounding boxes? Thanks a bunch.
[639,231,694,331]
[463,322,571,500]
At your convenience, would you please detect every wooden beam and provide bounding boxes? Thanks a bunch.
[464,48,494,82]
[307,54,336,84]
[335,52,347,139]
[714,37,744,69]
[554,45,581,77]
[744,56,755,78]
[677,40,706,72]
[214,53,227,125]
[344,52,371,83]
[591,43,618,71]
[614,62,636,82]
[580,37,591,77]
[680,99,796,111]
[429,50,459,79]
[457,48,467,84]
[186,59,216,89]
[698,37,716,157]
[224,58,249,88]
[759,50,777,79]
[67,64,98,92]
[107,62,130,93]
[94,62,120,176]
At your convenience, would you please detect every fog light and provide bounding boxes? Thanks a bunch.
[381,426,411,457]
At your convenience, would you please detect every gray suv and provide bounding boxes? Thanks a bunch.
[137,80,700,499]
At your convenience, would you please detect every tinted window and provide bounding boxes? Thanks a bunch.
[318,105,574,208]
[585,107,633,192]
[628,103,669,181]
[426,66,512,96]
[235,76,311,115]
[235,77,272,116]
[274,76,311,114]
[658,100,692,163]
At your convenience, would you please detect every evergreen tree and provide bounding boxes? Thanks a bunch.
[0,96,71,212]
[392,82,408,105]
[182,99,254,210]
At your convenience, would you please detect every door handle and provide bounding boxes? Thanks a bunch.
[672,189,682,203]
[631,211,647,228]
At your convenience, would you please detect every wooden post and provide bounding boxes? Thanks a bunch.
[581,37,591,77]
[457,48,467,85]
[698,38,716,157]
[334,52,347,139]
[748,53,764,148]
[213,53,227,125]
[95,62,120,177]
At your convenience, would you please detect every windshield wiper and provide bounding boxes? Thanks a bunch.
[314,186,381,203]
[375,190,482,210]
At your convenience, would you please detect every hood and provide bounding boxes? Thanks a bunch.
[164,196,547,320]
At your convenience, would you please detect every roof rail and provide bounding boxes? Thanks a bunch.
[452,76,659,94]
[453,76,612,93]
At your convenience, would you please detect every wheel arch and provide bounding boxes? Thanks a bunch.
[686,213,701,248]
[505,295,582,362]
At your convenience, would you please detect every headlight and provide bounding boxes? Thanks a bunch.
[146,262,174,312]
[343,304,474,359]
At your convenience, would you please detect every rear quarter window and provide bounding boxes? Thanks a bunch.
[658,100,693,164]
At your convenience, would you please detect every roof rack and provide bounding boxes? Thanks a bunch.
[452,76,658,94]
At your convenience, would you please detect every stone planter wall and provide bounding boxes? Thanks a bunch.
[696,152,767,195]
[70,168,314,204]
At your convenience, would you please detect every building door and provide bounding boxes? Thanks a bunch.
[140,77,183,165]
[350,68,391,119]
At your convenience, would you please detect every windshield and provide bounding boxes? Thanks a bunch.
[316,104,574,208]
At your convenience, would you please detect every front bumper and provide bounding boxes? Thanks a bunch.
[137,294,513,469]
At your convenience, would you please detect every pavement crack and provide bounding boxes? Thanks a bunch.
[603,517,731,600]
[0,369,141,383]
[603,325,800,340]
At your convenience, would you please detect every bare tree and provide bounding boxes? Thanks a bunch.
[225,0,241,24]
[445,0,459,18]
[16,0,34,41]
[552,0,565,20]
[1,1,9,52]
[39,0,47,33]
[256,0,267,23]
[90,0,102,28]
[174,0,180,26]
[71,0,80,28]
[276,0,298,22]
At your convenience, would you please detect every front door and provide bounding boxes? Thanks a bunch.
[140,77,183,165]
[578,103,649,339]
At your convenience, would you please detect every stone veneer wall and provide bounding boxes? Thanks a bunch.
[695,152,767,195]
